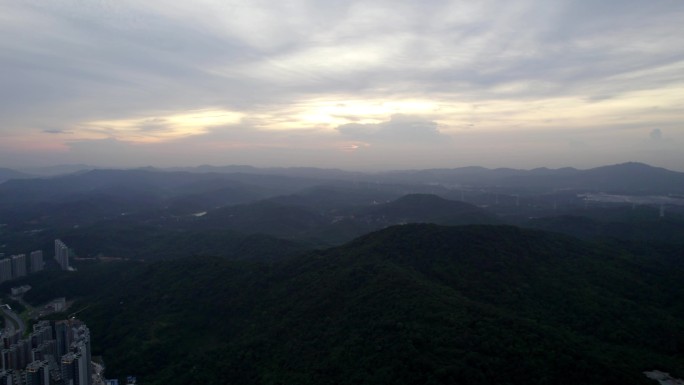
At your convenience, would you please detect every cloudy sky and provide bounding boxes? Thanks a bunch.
[1,0,683,171]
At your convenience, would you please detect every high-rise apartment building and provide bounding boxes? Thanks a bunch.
[25,360,50,385]
[54,240,70,271]
[29,251,44,274]
[71,325,92,383]
[1,320,93,385]
[61,345,90,385]
[0,370,11,385]
[10,254,27,279]
[0,259,12,283]
[0,250,45,284]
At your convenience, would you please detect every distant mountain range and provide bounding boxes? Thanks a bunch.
[196,194,495,245]
[20,164,99,176]
[0,168,316,211]
[3,162,683,194]
[380,162,684,193]
[0,167,30,183]
[361,193,496,225]
[1,162,683,258]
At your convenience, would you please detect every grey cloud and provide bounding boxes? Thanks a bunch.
[0,1,270,130]
[568,139,589,148]
[2,0,683,127]
[137,119,171,133]
[358,1,684,100]
[61,130,341,169]
[57,125,454,171]
[650,129,663,141]
[43,129,71,134]
[336,115,450,144]
[7,118,678,172]
[1,0,683,171]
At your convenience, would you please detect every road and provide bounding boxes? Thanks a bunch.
[0,305,25,336]
[10,295,38,319]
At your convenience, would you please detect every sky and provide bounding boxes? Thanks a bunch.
[1,0,683,171]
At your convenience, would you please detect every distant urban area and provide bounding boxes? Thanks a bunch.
[0,317,93,385]
[0,241,131,385]
[0,240,71,286]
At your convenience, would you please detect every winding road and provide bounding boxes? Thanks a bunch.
[1,304,26,336]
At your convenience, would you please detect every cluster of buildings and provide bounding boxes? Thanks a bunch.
[0,319,92,385]
[0,252,43,284]
[0,240,72,285]
[0,239,110,384]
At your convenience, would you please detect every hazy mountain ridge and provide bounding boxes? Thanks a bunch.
[2,162,683,260]
[60,224,307,261]
[0,168,315,203]
[0,167,30,183]
[265,185,400,211]
[360,193,497,225]
[379,162,684,193]
[5,162,676,201]
[0,169,315,216]
[165,164,367,181]
[527,209,684,244]
[201,200,328,238]
[192,194,495,246]
[155,162,684,194]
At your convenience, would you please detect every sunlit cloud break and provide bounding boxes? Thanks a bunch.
[78,109,244,142]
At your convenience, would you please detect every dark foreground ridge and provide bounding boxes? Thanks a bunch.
[16,224,684,384]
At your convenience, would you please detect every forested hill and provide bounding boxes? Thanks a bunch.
[359,193,497,224]
[23,224,684,385]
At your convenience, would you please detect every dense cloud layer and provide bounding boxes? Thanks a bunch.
[0,0,683,170]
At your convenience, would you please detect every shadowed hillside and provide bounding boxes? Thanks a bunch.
[20,224,684,385]
[360,193,497,225]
